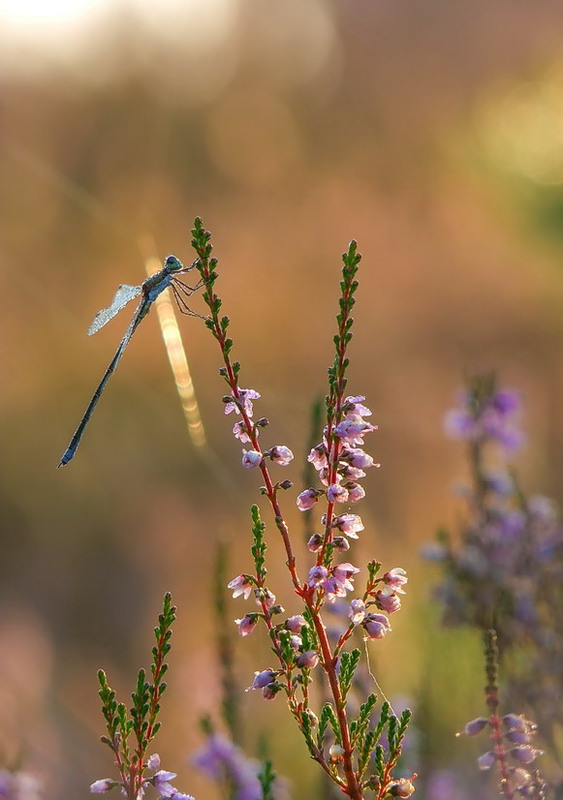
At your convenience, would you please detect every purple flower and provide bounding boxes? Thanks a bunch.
[342,395,372,418]
[308,565,328,587]
[154,770,177,797]
[267,445,294,466]
[90,779,115,793]
[333,513,364,538]
[250,669,278,689]
[235,614,259,637]
[334,417,377,445]
[297,488,320,511]
[327,483,349,503]
[374,588,401,614]
[233,420,252,443]
[308,445,328,470]
[362,613,391,640]
[227,574,253,600]
[241,449,262,468]
[341,447,375,469]
[296,650,319,668]
[383,567,408,593]
[285,614,307,633]
[346,483,365,503]
[349,598,366,624]
[193,734,264,800]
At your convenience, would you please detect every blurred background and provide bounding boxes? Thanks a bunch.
[1,0,563,797]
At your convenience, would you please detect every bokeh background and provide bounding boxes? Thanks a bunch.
[1,0,563,797]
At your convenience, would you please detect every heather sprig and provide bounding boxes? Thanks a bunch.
[427,375,563,771]
[457,630,546,800]
[191,218,413,800]
[92,593,193,799]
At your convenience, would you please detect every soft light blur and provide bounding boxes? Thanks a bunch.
[1,1,563,797]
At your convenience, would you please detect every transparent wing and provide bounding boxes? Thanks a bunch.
[88,284,142,335]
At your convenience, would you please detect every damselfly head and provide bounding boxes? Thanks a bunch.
[164,254,184,273]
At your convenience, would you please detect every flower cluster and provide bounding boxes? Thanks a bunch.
[190,221,414,799]
[91,754,193,799]
[443,383,524,452]
[458,714,545,798]
[226,387,294,470]
[297,395,378,511]
[193,734,283,800]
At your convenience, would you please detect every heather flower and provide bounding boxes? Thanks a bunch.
[374,588,401,614]
[147,754,161,771]
[285,614,307,633]
[233,420,252,443]
[308,565,328,587]
[249,669,278,690]
[333,536,350,551]
[340,447,375,470]
[235,614,259,637]
[363,613,391,640]
[383,567,408,593]
[327,482,349,503]
[241,449,262,469]
[388,778,415,797]
[193,733,266,800]
[346,483,365,503]
[342,395,372,418]
[306,533,323,551]
[296,650,319,668]
[349,598,366,624]
[458,717,488,736]
[91,779,115,793]
[297,488,320,511]
[224,388,260,417]
[334,417,377,445]
[477,751,496,770]
[307,445,328,470]
[153,770,177,796]
[333,513,364,538]
[227,574,253,600]
[323,563,361,601]
[266,445,294,465]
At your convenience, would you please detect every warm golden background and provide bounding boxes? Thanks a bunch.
[1,0,563,797]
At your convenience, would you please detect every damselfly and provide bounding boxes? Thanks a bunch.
[59,255,200,466]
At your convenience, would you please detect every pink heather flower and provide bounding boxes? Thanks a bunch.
[233,420,252,443]
[459,717,488,736]
[285,614,307,633]
[327,483,349,503]
[262,683,280,700]
[363,612,391,640]
[338,465,366,482]
[241,449,262,468]
[297,488,320,511]
[341,447,375,469]
[477,751,497,770]
[383,567,408,593]
[296,650,319,668]
[349,598,366,624]
[333,536,350,552]
[90,779,115,793]
[510,746,540,765]
[334,417,377,445]
[227,574,253,600]
[324,563,360,600]
[169,794,195,800]
[308,445,328,470]
[268,445,294,465]
[308,565,328,587]
[154,770,177,796]
[235,614,258,637]
[307,533,323,551]
[257,588,276,608]
[347,483,366,503]
[289,634,302,649]
[375,587,401,614]
[343,395,372,418]
[333,513,364,539]
[250,669,278,690]
[224,388,261,416]
[147,754,161,770]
